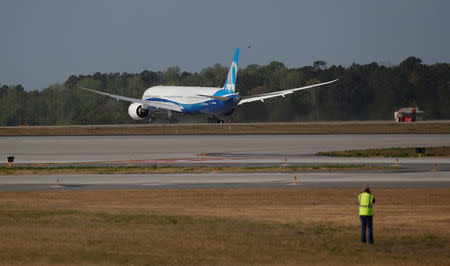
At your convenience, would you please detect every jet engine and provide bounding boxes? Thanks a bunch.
[128,102,149,120]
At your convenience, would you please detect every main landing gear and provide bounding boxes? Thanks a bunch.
[208,115,224,124]
[167,111,178,124]
[147,113,156,123]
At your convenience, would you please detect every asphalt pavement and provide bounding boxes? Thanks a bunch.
[1,134,449,191]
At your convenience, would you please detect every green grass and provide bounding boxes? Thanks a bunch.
[317,146,450,157]
[310,223,339,234]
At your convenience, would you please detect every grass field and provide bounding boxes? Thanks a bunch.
[0,188,448,265]
[317,146,450,157]
[0,164,387,175]
[1,121,449,135]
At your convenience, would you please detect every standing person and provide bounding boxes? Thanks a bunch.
[359,187,375,245]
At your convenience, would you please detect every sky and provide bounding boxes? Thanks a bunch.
[1,0,449,91]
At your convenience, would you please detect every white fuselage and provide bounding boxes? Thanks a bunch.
[141,86,239,115]
[143,86,219,104]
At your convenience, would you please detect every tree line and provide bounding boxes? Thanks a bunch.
[0,57,449,125]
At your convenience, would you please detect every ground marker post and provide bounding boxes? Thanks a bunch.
[415,147,425,158]
[6,156,14,167]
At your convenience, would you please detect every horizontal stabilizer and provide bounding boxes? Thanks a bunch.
[197,94,234,101]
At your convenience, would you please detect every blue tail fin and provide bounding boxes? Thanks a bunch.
[224,48,240,93]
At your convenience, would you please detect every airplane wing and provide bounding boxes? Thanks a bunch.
[80,87,183,112]
[238,79,338,105]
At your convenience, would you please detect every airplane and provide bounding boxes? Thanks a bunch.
[81,48,338,123]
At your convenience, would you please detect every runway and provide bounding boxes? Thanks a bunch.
[1,134,449,163]
[1,134,449,191]
[0,170,449,191]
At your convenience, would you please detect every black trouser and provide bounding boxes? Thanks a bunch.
[360,215,373,244]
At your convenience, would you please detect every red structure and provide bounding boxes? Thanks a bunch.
[394,107,424,122]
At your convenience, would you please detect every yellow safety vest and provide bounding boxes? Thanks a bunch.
[358,192,374,216]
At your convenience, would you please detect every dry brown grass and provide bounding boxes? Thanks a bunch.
[0,188,449,265]
[318,146,450,158]
[1,121,449,135]
[0,165,386,175]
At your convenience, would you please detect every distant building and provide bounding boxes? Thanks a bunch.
[394,107,424,122]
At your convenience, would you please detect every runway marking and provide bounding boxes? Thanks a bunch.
[142,183,164,186]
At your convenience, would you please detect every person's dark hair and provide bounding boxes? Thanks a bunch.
[364,187,371,193]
